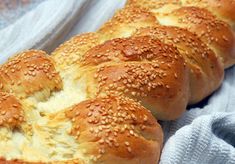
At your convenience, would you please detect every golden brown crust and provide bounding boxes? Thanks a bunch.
[80,36,189,120]
[52,6,157,71]
[0,158,43,164]
[0,92,24,128]
[98,6,158,41]
[157,6,235,68]
[51,33,102,70]
[181,0,235,28]
[0,50,62,100]
[126,0,235,28]
[0,158,26,164]
[133,25,224,104]
[0,158,84,164]
[126,1,235,68]
[126,0,178,10]
[0,95,163,164]
[0,0,234,163]
[65,96,163,164]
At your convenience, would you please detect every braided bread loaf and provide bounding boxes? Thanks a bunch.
[0,0,235,163]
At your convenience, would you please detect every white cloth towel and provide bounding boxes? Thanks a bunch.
[161,66,235,163]
[0,0,88,64]
[161,113,235,164]
[0,0,234,163]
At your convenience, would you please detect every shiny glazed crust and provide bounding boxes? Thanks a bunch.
[133,25,224,104]
[80,36,189,120]
[0,0,235,163]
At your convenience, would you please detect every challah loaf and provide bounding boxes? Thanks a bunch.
[0,51,163,163]
[0,0,235,163]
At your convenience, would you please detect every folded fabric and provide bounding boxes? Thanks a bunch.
[160,113,235,164]
[0,0,88,64]
[161,66,235,163]
[61,0,126,42]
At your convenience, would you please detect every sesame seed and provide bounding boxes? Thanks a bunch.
[125,141,130,146]
[127,147,132,153]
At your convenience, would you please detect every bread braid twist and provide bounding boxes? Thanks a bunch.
[0,0,234,163]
